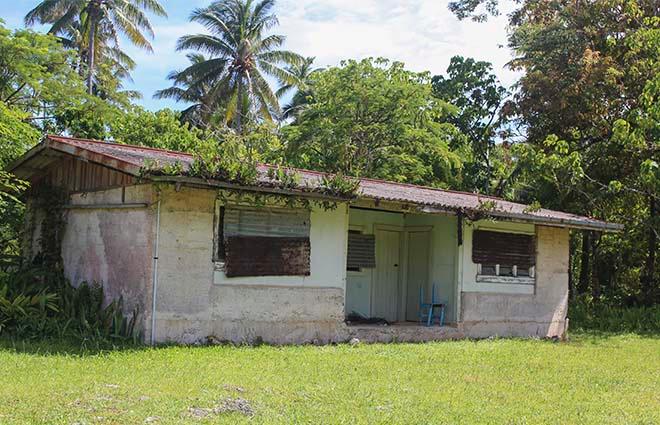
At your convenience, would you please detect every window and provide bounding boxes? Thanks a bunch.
[346,230,376,272]
[215,205,311,277]
[472,230,535,282]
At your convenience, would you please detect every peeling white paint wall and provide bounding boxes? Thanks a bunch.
[60,185,155,336]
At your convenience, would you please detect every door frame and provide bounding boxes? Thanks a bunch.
[371,224,433,322]
[372,225,403,322]
[403,226,433,322]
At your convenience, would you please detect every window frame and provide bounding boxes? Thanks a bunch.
[346,229,376,273]
[473,228,536,286]
[213,201,311,277]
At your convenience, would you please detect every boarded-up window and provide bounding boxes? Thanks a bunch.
[472,230,535,278]
[225,236,310,277]
[347,231,376,271]
[218,206,311,277]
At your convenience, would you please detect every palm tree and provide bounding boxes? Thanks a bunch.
[166,0,303,133]
[275,56,321,120]
[25,0,167,94]
[57,18,140,101]
[154,53,220,128]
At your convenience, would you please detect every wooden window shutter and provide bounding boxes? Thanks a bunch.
[472,230,536,268]
[222,206,311,277]
[225,236,311,277]
[347,232,376,269]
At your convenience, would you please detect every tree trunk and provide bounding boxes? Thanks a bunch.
[642,194,657,304]
[578,230,592,295]
[234,77,243,134]
[591,233,601,301]
[568,238,575,300]
[86,12,98,95]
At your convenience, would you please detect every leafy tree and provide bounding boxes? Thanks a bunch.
[0,22,121,139]
[110,107,207,153]
[448,0,500,22]
[453,0,659,304]
[432,56,510,194]
[282,58,465,187]
[508,0,658,304]
[25,0,167,94]
[167,0,303,132]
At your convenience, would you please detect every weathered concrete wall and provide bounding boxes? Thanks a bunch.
[460,225,569,338]
[61,185,155,336]
[47,179,570,344]
[153,185,349,344]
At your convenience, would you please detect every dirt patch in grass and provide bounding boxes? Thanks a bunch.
[187,397,254,419]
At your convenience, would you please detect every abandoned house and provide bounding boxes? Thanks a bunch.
[8,135,623,344]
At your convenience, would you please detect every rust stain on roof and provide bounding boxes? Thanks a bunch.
[9,135,622,231]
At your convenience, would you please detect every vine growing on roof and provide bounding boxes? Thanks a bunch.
[138,136,362,207]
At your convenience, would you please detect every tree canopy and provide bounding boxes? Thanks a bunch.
[282,58,465,187]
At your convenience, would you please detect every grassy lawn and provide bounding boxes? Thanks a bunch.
[0,334,658,424]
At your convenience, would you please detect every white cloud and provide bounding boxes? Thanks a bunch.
[276,0,520,86]
[118,0,521,109]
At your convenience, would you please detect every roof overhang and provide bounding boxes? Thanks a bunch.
[6,136,624,233]
[7,137,143,181]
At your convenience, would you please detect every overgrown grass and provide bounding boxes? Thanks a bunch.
[569,298,660,333]
[0,333,658,424]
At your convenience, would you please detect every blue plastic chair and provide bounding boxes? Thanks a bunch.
[418,284,445,327]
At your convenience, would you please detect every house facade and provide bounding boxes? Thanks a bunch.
[9,136,622,344]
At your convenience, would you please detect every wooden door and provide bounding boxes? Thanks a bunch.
[373,229,401,322]
[406,231,431,321]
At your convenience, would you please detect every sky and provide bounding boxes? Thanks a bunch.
[2,0,519,111]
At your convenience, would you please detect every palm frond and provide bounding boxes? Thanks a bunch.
[25,0,78,25]
[47,3,81,35]
[176,34,235,57]
[130,0,167,17]
[110,9,154,51]
[257,49,303,66]
[189,8,238,46]
[117,2,155,35]
[252,69,280,114]
[258,60,301,87]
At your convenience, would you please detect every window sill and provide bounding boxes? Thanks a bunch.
[476,275,535,285]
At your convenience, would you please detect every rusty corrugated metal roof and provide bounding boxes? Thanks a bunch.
[8,135,622,231]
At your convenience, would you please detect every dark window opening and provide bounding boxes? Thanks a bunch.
[215,205,311,277]
[347,230,376,272]
[216,206,226,261]
[472,230,536,279]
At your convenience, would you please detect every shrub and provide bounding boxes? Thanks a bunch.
[569,296,660,333]
[0,265,139,343]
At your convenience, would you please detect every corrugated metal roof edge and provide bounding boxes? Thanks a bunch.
[8,135,623,232]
